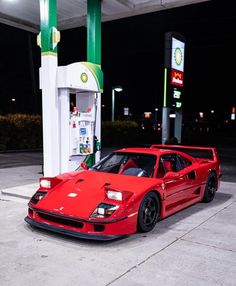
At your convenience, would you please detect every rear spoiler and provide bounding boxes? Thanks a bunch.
[150,144,218,161]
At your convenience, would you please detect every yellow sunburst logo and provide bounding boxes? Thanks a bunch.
[81,72,88,83]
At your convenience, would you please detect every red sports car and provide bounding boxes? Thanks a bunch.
[25,145,221,240]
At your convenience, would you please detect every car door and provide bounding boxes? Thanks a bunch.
[177,154,202,200]
[158,154,189,214]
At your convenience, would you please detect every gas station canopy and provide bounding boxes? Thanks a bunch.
[0,0,208,33]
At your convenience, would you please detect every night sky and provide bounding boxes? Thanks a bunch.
[0,1,235,121]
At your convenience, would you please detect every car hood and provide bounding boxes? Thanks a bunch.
[35,170,159,219]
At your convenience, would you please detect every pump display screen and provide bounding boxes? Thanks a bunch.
[80,128,87,135]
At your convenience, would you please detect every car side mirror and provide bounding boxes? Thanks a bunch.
[164,172,180,180]
[80,162,88,170]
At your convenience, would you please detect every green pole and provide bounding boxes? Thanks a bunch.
[87,0,101,65]
[86,0,102,167]
[40,0,58,55]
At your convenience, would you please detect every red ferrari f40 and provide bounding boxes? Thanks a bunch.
[25,145,221,240]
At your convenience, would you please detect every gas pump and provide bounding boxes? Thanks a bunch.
[56,62,103,173]
[70,92,95,156]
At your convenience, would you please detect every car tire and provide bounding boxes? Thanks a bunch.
[137,191,160,233]
[202,172,217,203]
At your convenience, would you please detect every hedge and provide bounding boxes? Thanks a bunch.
[0,114,43,151]
[102,120,140,146]
[0,115,158,151]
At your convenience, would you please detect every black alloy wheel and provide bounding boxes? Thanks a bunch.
[138,191,160,233]
[203,173,217,203]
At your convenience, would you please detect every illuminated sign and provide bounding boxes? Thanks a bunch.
[164,32,185,109]
[144,112,152,118]
[171,69,184,86]
[171,37,185,72]
[176,102,182,108]
[231,106,235,120]
[124,107,129,116]
[173,89,181,99]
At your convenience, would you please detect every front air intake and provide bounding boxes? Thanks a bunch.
[38,212,83,229]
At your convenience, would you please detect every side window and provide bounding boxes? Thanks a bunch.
[169,154,178,172]
[156,154,193,177]
[182,156,192,167]
[160,154,178,173]
[177,155,192,170]
[156,159,166,178]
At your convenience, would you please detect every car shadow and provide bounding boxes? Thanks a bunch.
[114,191,234,245]
[132,191,233,240]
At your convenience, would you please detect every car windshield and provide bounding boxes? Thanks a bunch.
[91,152,157,178]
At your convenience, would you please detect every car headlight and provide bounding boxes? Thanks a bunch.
[106,189,133,202]
[106,190,122,201]
[30,191,47,205]
[40,179,51,188]
[90,203,119,218]
[39,177,62,189]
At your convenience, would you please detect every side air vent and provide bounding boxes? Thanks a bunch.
[76,178,84,183]
[103,183,111,187]
[194,187,201,195]
[187,171,196,180]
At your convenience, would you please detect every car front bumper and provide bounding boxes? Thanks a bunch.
[25,216,124,241]
[25,205,137,240]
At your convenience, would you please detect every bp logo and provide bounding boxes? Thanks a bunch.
[174,47,183,66]
[81,72,88,83]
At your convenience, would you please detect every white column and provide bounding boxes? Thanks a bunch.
[41,55,60,177]
[58,88,70,173]
[95,92,101,162]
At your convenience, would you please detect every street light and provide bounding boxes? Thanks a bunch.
[112,86,123,121]
[154,107,158,125]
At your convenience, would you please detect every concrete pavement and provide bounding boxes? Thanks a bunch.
[0,149,236,286]
[0,177,236,285]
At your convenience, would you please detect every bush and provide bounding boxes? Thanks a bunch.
[102,120,140,147]
[0,115,159,151]
[0,115,10,150]
[0,114,42,151]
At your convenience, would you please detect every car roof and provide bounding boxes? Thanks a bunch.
[115,147,195,161]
